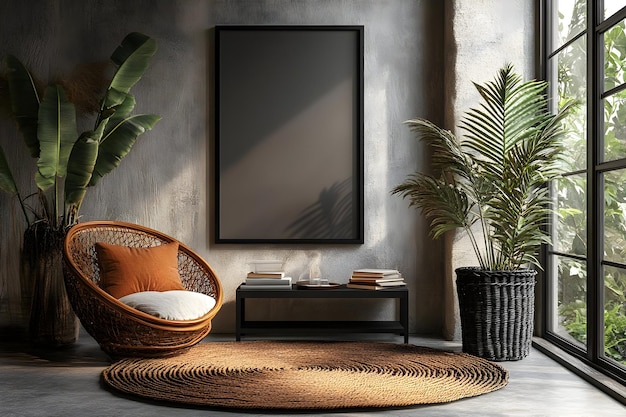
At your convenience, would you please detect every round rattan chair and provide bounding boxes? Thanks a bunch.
[62,220,223,358]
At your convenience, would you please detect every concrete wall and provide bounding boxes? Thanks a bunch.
[0,0,447,334]
[0,0,537,338]
[442,0,536,339]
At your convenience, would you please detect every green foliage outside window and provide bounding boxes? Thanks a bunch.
[555,4,626,366]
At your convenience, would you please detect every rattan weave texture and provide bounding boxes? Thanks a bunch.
[102,341,509,410]
[456,268,536,361]
[63,221,223,358]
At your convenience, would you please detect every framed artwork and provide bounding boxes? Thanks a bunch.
[214,25,364,243]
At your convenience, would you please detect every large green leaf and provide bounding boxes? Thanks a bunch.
[35,85,77,191]
[6,55,40,158]
[0,145,18,194]
[108,92,136,120]
[88,114,160,186]
[102,87,128,110]
[103,33,157,108]
[65,131,99,207]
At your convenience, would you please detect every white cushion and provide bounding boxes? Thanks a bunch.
[119,290,216,321]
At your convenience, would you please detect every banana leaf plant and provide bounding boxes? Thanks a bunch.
[392,64,576,271]
[0,32,160,232]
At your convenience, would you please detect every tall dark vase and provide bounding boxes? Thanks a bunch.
[22,222,79,347]
[455,267,536,361]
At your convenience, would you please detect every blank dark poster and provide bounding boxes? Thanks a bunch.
[215,26,363,243]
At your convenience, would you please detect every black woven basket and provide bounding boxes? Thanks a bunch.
[455,267,536,361]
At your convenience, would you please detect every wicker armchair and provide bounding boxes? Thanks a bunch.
[62,221,223,358]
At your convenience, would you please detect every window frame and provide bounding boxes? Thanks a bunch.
[540,0,626,390]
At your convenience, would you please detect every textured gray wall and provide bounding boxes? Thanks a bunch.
[443,0,536,340]
[0,0,446,334]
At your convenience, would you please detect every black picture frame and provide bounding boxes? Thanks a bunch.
[214,25,364,244]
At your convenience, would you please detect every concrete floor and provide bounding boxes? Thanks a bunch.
[1,331,624,417]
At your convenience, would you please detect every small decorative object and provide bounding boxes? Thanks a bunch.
[308,252,322,286]
[296,252,337,288]
[392,64,576,360]
[248,260,284,273]
[295,281,340,289]
[298,251,329,288]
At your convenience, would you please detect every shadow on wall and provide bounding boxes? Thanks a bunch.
[286,177,355,239]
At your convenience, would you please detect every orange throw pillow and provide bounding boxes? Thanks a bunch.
[95,241,185,299]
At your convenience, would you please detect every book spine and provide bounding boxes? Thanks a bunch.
[239,284,293,290]
[351,274,401,279]
[244,278,292,285]
[352,269,399,275]
[247,272,285,278]
[349,278,404,283]
[346,284,385,290]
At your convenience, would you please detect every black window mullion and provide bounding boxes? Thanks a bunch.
[601,82,626,99]
[541,0,626,390]
[547,30,588,60]
[597,157,626,172]
[540,0,559,346]
[597,4,626,31]
[587,0,601,364]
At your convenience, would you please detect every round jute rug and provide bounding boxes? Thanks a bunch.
[102,341,508,410]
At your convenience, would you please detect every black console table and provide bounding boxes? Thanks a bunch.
[235,284,409,343]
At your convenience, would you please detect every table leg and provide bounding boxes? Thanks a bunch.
[400,292,409,344]
[236,291,244,341]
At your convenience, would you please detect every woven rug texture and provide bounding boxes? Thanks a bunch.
[102,341,508,410]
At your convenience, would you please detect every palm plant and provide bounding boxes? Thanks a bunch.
[392,64,576,271]
[0,32,160,231]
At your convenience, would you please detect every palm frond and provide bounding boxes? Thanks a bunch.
[404,119,473,178]
[393,64,576,270]
[392,173,475,240]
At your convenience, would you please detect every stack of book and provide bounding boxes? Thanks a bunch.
[346,269,405,290]
[239,260,292,290]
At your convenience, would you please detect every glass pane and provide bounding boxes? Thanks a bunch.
[603,89,626,161]
[604,0,626,20]
[549,0,587,52]
[554,175,587,255]
[548,35,587,172]
[549,254,587,349]
[603,18,626,92]
[602,265,626,367]
[603,169,626,263]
